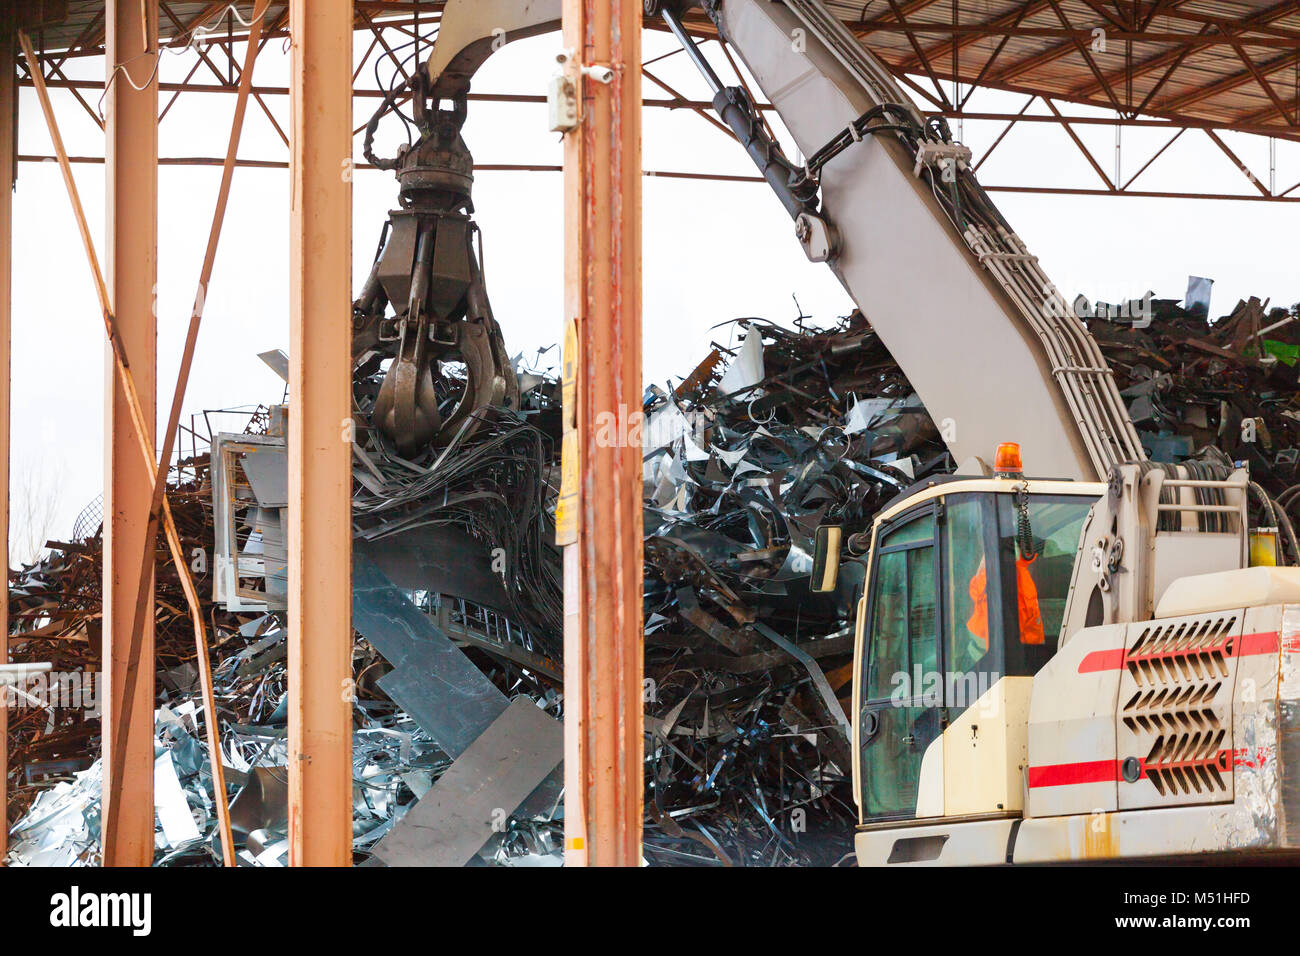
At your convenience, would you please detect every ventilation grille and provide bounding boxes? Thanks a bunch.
[1125,616,1235,684]
[1122,684,1222,734]
[1117,615,1238,808]
[1142,731,1231,796]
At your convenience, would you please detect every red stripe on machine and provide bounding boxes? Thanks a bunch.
[1238,630,1281,656]
[1027,759,1120,788]
[1076,631,1282,674]
[1077,649,1125,673]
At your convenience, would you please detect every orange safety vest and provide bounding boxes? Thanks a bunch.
[966,555,1045,648]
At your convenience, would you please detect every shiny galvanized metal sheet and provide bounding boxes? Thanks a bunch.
[352,553,508,759]
[370,697,562,867]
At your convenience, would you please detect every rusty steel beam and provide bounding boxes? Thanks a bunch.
[1072,0,1299,100]
[642,66,734,141]
[1219,25,1297,126]
[160,57,204,121]
[1082,0,1137,32]
[877,0,1295,121]
[1205,128,1271,197]
[101,0,158,869]
[18,152,1291,205]
[1127,30,1203,115]
[21,147,1300,197]
[885,0,954,107]
[356,7,413,85]
[879,0,1294,79]
[856,24,1299,48]
[20,74,762,111]
[36,5,444,61]
[972,95,1037,172]
[979,184,1300,200]
[861,0,949,30]
[43,58,104,130]
[20,22,215,873]
[129,0,273,868]
[1160,48,1300,113]
[0,22,12,869]
[1047,0,1126,112]
[27,64,1295,138]
[1120,126,1185,189]
[1044,96,1114,188]
[891,0,1052,76]
[978,0,1163,91]
[163,0,234,50]
[1242,93,1300,126]
[925,108,1299,141]
[1137,0,1175,29]
[561,0,644,867]
[159,0,229,87]
[1164,2,1300,41]
[13,154,780,179]
[985,30,1081,86]
[956,1,1037,107]
[287,0,354,868]
[48,9,105,76]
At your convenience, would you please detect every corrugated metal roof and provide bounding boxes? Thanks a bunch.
[826,0,1300,136]
[19,2,438,55]
[19,0,1300,138]
[681,0,1299,138]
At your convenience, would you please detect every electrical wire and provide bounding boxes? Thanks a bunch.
[94,2,270,118]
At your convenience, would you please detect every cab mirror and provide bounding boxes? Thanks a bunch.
[810,525,843,593]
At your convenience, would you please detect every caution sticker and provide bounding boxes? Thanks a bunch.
[556,318,579,547]
[555,430,579,546]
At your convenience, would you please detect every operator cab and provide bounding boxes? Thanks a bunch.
[814,444,1104,825]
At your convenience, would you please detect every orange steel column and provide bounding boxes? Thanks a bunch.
[561,0,644,866]
[0,26,12,865]
[102,0,157,868]
[287,0,354,867]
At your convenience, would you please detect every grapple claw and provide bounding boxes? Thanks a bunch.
[353,82,518,456]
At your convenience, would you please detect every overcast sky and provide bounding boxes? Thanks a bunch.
[9,25,1299,556]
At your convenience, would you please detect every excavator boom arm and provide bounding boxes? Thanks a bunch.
[425,0,1145,481]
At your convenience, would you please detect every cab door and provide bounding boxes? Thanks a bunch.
[858,506,944,820]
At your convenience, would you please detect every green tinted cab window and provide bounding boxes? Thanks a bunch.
[865,512,937,700]
[861,509,940,818]
[868,549,906,699]
[884,512,933,548]
[996,495,1092,649]
[943,494,994,677]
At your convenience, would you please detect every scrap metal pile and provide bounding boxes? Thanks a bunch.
[1091,290,1300,498]
[16,630,552,867]
[10,283,1300,866]
[5,616,464,866]
[4,314,943,867]
[5,470,226,829]
[6,400,565,866]
[635,288,1300,863]
[1,408,306,862]
[639,313,947,865]
[350,347,564,652]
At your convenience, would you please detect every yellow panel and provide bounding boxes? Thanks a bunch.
[942,677,1032,816]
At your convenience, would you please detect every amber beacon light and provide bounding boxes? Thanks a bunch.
[993,442,1024,476]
